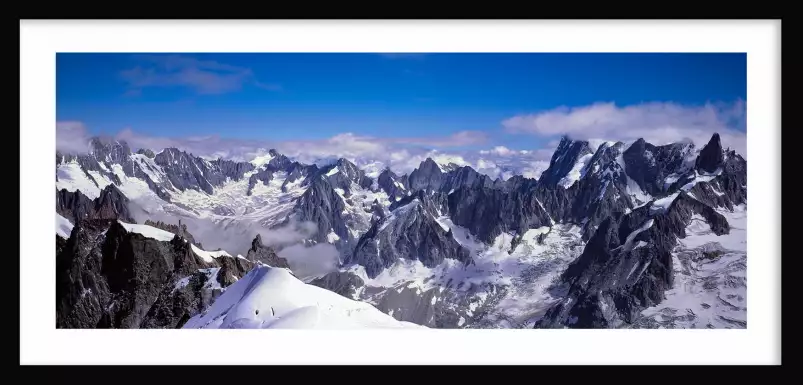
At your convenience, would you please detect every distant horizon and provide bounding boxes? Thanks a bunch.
[57,52,747,179]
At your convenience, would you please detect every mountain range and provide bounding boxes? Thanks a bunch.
[55,132,747,329]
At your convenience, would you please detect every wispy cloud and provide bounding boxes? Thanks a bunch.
[502,100,747,155]
[55,121,92,154]
[58,100,747,183]
[120,54,281,95]
[58,123,542,180]
[389,130,487,147]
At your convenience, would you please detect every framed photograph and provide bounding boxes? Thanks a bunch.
[20,19,781,365]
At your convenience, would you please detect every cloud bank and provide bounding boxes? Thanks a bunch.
[57,100,747,182]
[128,199,339,280]
[503,100,747,156]
[56,121,92,154]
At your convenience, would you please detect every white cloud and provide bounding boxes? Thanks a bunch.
[277,243,340,280]
[56,121,92,154]
[502,100,747,156]
[59,99,744,186]
[61,122,494,174]
[480,146,520,156]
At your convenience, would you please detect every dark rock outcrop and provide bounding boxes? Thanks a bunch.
[696,133,725,173]
[154,148,253,195]
[347,194,471,278]
[623,138,696,196]
[447,185,552,244]
[439,166,496,193]
[538,136,594,187]
[377,168,408,200]
[245,234,290,269]
[318,158,375,196]
[136,148,156,158]
[56,220,253,329]
[286,177,349,244]
[143,219,198,246]
[309,271,365,299]
[57,185,135,224]
[535,192,730,328]
[407,158,444,192]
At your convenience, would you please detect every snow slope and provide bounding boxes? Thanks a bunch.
[117,220,245,264]
[118,221,176,242]
[56,213,74,238]
[183,266,424,329]
[558,153,593,188]
[345,219,587,328]
[633,205,747,328]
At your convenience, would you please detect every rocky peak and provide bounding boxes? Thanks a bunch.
[89,137,132,164]
[622,138,660,195]
[408,158,444,192]
[93,184,135,222]
[538,136,594,187]
[378,167,398,182]
[144,219,198,246]
[440,165,495,193]
[348,193,471,278]
[579,141,625,180]
[136,148,156,158]
[536,192,731,328]
[377,167,407,199]
[696,133,725,173]
[57,185,135,224]
[318,157,374,193]
[289,176,349,244]
[210,159,256,182]
[246,234,290,269]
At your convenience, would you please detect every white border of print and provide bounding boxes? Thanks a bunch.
[21,20,780,365]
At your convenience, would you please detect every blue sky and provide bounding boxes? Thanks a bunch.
[56,53,747,177]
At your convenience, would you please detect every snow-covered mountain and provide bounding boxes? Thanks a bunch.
[55,132,747,329]
[182,266,422,329]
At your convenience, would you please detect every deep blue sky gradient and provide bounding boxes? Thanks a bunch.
[57,53,746,150]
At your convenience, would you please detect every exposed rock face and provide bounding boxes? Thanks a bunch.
[93,184,134,222]
[535,192,730,328]
[623,138,696,196]
[348,194,471,278]
[143,219,198,246]
[367,283,505,328]
[696,133,725,173]
[407,158,444,191]
[282,162,318,191]
[210,159,256,182]
[57,185,135,224]
[56,188,94,223]
[136,148,156,158]
[247,168,275,195]
[538,136,594,187]
[377,168,408,200]
[56,234,68,256]
[153,148,255,195]
[287,177,349,243]
[56,220,253,329]
[440,166,496,193]
[308,271,365,299]
[245,234,290,269]
[318,158,375,196]
[245,150,303,195]
[57,140,261,201]
[447,185,552,244]
[562,142,633,238]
